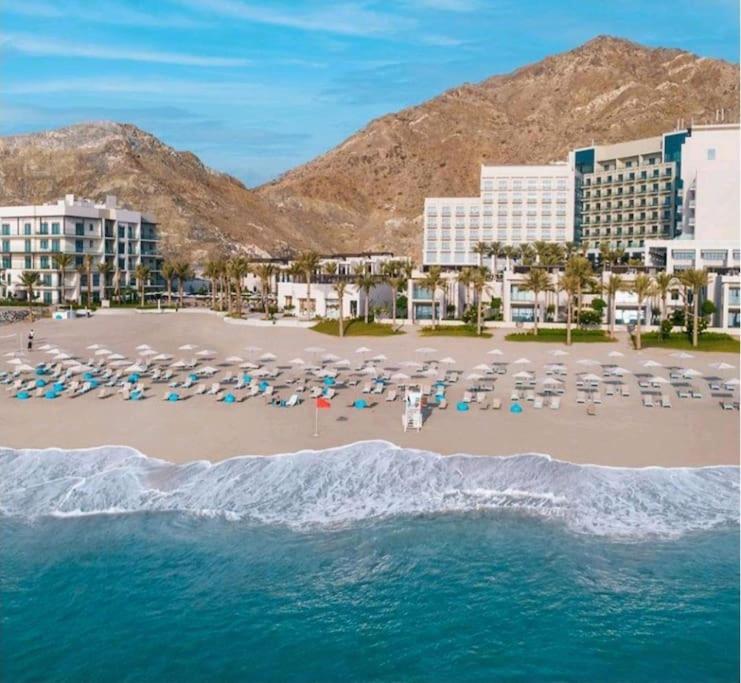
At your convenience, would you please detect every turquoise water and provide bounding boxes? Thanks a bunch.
[1,442,739,682]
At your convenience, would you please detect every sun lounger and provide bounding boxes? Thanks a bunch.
[605,385,615,397]
[324,388,336,400]
[533,396,544,409]
[263,386,274,399]
[476,392,487,403]
[621,386,630,398]
[720,401,734,411]
[285,394,299,407]
[510,390,519,402]
[691,391,702,399]
[479,400,490,410]
[593,392,602,405]
[386,390,397,402]
[310,387,322,398]
[661,395,671,408]
[642,395,654,407]
[677,389,690,399]
[437,399,448,409]
[576,391,586,404]
[525,389,535,402]
[550,396,561,410]
[373,383,384,394]
[361,383,372,394]
[207,383,220,395]
[491,398,502,410]
[463,391,474,403]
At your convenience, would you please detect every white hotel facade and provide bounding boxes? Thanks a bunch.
[0,194,163,304]
[423,163,575,267]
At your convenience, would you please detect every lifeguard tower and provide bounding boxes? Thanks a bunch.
[402,386,423,432]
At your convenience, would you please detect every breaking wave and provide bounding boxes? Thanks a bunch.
[0,441,738,538]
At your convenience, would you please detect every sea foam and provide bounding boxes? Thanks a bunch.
[0,441,738,537]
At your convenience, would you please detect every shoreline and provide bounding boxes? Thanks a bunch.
[0,313,738,468]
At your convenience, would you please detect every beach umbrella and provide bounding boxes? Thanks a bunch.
[607,351,624,358]
[487,349,504,356]
[361,366,379,376]
[670,351,695,359]
[109,360,130,367]
[400,360,423,368]
[391,372,410,382]
[54,352,72,360]
[224,355,244,364]
[45,348,61,355]
[322,353,341,362]
[510,402,523,414]
[289,357,306,366]
[260,352,277,362]
[125,363,146,373]
[466,372,484,381]
[415,347,437,355]
[548,349,569,357]
[139,349,157,357]
[179,344,198,350]
[170,360,187,368]
[709,362,735,371]
[421,368,438,377]
[439,356,456,365]
[152,353,173,362]
[724,378,740,387]
[4,350,25,357]
[252,368,271,378]
[512,370,532,380]
[683,368,703,378]
[199,366,218,375]
[323,376,336,387]
[333,359,351,368]
[108,353,126,361]
[512,358,531,365]
[371,354,388,362]
[127,373,140,384]
[15,391,30,400]
[35,378,47,388]
[610,367,631,376]
[240,361,260,369]
[354,346,372,354]
[642,360,663,368]
[541,376,562,385]
[650,376,669,384]
[136,344,152,351]
[166,392,180,402]
[86,344,101,350]
[95,349,112,356]
[6,358,23,365]
[196,349,216,357]
[456,402,470,412]
[576,359,599,366]
[581,373,602,383]
[37,344,52,351]
[354,399,368,409]
[473,363,490,371]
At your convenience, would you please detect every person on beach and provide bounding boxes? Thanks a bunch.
[27,329,34,351]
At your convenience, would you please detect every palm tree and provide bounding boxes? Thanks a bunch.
[202,259,220,310]
[228,255,249,318]
[472,241,490,268]
[52,252,74,305]
[381,259,411,329]
[84,254,94,307]
[113,266,122,303]
[631,273,654,350]
[457,267,474,311]
[603,274,625,339]
[501,245,518,272]
[561,272,580,346]
[174,260,192,307]
[489,241,502,274]
[296,250,321,319]
[520,268,552,336]
[421,266,445,329]
[684,268,710,348]
[470,267,490,336]
[134,264,150,307]
[252,262,276,319]
[653,271,676,326]
[323,263,347,336]
[353,263,376,324]
[565,256,596,325]
[161,261,175,305]
[19,271,40,320]
[97,261,112,303]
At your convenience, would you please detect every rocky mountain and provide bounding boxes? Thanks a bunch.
[258,36,739,257]
[1,36,738,260]
[0,122,334,259]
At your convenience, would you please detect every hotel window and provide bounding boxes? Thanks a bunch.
[483,180,494,191]
[701,250,726,261]
[707,148,716,161]
[1,240,9,252]
[75,240,84,253]
[483,216,493,228]
[469,217,479,228]
[441,206,451,216]
[24,239,31,252]
[455,206,465,217]
[40,256,50,269]
[482,192,493,203]
[51,222,60,235]
[2,256,10,269]
[497,229,507,240]
[427,218,437,228]
[455,217,465,228]
[441,217,451,228]
[51,239,60,252]
[76,222,85,236]
[482,230,493,240]
[426,206,437,216]
[39,222,48,235]
[23,223,31,235]
[40,239,49,250]
[24,256,32,269]
[1,223,9,235]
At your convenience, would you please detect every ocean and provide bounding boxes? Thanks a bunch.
[1,441,739,682]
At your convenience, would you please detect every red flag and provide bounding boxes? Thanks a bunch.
[316,397,331,409]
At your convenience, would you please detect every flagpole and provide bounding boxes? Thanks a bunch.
[313,402,319,437]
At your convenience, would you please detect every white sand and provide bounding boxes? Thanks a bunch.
[0,312,738,467]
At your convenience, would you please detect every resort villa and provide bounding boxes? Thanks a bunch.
[0,194,163,304]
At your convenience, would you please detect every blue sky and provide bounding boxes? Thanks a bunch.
[1,0,738,186]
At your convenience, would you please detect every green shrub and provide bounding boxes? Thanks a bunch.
[578,309,602,327]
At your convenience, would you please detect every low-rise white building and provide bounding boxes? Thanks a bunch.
[0,194,162,304]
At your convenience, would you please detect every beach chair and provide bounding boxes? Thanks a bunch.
[249,384,260,397]
[491,398,502,410]
[34,387,45,398]
[621,386,630,398]
[525,389,535,402]
[691,390,703,399]
[222,372,233,384]
[533,396,544,409]
[510,390,519,402]
[437,398,448,409]
[97,388,110,399]
[386,390,397,402]
[720,401,734,411]
[605,385,615,397]
[642,395,654,408]
[593,392,602,405]
[208,383,220,395]
[263,386,274,400]
[324,388,336,400]
[285,394,299,407]
[476,392,487,404]
[710,383,721,391]
[373,383,384,395]
[361,382,372,394]
[193,384,206,395]
[463,391,474,403]
[479,400,490,410]
[550,396,561,410]
[576,391,586,404]
[310,387,322,398]
[677,389,690,399]
[661,395,672,408]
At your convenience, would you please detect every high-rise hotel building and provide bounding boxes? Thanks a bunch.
[423,163,575,267]
[0,194,163,304]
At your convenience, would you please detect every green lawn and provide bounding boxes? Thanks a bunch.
[505,328,614,343]
[634,331,740,353]
[419,325,492,338]
[311,319,404,336]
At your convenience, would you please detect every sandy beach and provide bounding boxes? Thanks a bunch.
[0,311,738,467]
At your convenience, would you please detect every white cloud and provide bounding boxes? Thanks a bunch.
[0,33,248,67]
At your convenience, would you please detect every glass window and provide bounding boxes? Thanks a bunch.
[24,223,31,235]
[24,256,32,269]
[1,223,9,235]
[51,222,60,235]
[707,148,716,161]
